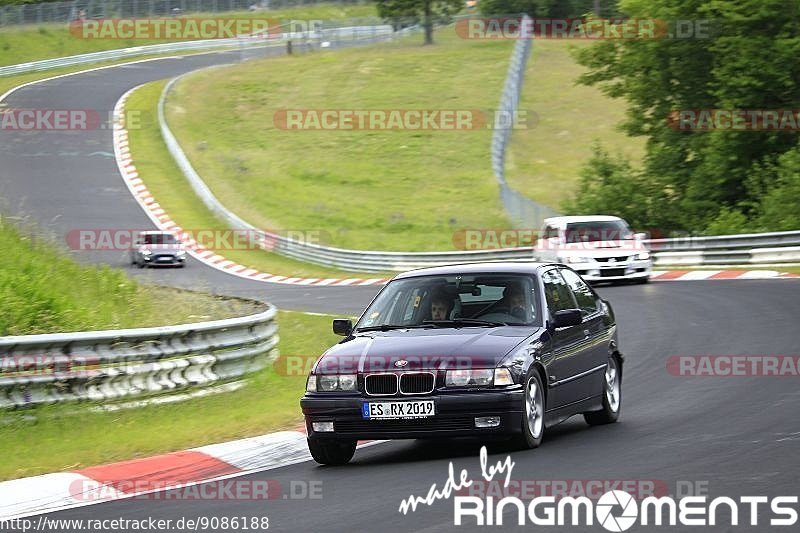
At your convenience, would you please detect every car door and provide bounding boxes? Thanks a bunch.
[558,267,608,397]
[541,268,592,409]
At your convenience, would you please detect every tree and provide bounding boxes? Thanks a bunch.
[374,0,463,45]
[570,0,800,234]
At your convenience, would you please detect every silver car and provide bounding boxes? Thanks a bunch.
[535,216,652,284]
[130,231,187,268]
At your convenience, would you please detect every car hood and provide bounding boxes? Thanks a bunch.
[314,327,539,374]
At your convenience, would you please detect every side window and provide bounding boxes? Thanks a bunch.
[541,269,576,314]
[560,268,599,315]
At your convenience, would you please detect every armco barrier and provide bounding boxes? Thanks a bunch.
[0,23,394,77]
[491,13,561,229]
[0,304,278,409]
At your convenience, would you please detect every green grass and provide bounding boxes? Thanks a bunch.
[125,81,375,279]
[0,310,336,480]
[0,220,257,335]
[505,40,645,211]
[165,29,514,251]
[0,5,379,67]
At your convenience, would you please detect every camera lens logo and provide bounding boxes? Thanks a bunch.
[596,490,638,532]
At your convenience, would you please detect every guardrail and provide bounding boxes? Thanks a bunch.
[0,23,394,77]
[0,304,278,409]
[491,13,560,229]
[0,36,272,77]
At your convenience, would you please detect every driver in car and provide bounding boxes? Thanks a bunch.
[498,282,527,320]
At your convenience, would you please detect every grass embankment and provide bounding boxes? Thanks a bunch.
[0,221,256,336]
[164,30,514,252]
[505,39,645,210]
[125,81,371,279]
[0,5,379,99]
[0,310,336,480]
[0,4,378,66]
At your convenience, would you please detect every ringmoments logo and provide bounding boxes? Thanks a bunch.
[397,447,799,530]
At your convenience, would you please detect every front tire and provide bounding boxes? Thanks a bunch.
[308,438,356,465]
[513,372,545,449]
[584,355,622,426]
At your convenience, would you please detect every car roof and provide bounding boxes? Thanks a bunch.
[392,262,557,280]
[544,215,623,228]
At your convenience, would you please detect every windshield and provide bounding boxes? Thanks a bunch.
[355,274,541,330]
[141,233,177,245]
[565,220,632,243]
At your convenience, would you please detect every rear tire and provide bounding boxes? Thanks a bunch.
[512,372,545,449]
[584,355,622,426]
[307,438,356,465]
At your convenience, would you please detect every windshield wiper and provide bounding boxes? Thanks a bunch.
[422,318,507,327]
[356,324,431,332]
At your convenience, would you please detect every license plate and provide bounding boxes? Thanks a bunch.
[362,400,435,420]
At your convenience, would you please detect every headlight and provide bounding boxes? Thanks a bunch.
[314,374,357,392]
[141,249,152,256]
[560,256,590,264]
[637,252,650,260]
[177,250,186,257]
[446,369,494,387]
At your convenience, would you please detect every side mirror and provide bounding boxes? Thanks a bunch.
[552,309,583,329]
[332,318,353,336]
[634,232,647,241]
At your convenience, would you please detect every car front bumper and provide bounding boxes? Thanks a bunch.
[141,255,185,266]
[572,260,652,282]
[301,388,524,440]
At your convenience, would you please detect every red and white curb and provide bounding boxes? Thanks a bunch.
[0,430,380,520]
[112,87,387,287]
[650,269,798,281]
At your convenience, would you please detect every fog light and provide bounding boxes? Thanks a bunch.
[474,416,501,428]
[312,421,334,432]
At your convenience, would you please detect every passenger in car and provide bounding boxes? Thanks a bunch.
[430,292,452,321]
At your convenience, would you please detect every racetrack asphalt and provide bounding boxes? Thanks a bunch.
[2,46,799,533]
[0,47,381,315]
